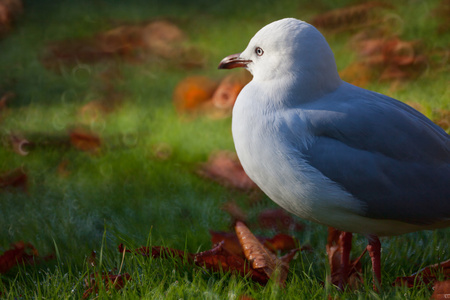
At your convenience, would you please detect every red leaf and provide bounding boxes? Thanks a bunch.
[431,280,450,299]
[394,258,450,288]
[69,128,101,154]
[0,241,53,274]
[198,151,257,191]
[263,234,298,253]
[210,231,245,258]
[258,208,304,232]
[194,241,269,285]
[83,272,131,299]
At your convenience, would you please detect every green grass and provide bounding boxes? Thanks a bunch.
[0,0,449,298]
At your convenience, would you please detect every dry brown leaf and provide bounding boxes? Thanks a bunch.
[41,20,202,71]
[173,76,218,112]
[69,128,101,154]
[258,208,304,232]
[210,231,245,258]
[0,0,22,36]
[350,35,428,82]
[198,150,257,191]
[310,2,392,32]
[394,258,450,288]
[0,241,53,274]
[431,279,450,299]
[235,221,293,286]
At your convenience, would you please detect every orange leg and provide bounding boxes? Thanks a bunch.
[339,232,353,289]
[367,235,382,291]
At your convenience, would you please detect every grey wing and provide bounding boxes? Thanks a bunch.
[301,85,450,224]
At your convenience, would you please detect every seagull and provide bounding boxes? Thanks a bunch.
[218,18,450,290]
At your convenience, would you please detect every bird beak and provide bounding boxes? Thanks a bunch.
[218,53,252,69]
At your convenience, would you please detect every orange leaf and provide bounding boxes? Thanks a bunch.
[198,151,257,191]
[235,221,293,285]
[173,76,218,112]
[69,128,101,153]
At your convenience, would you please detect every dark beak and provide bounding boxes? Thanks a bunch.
[218,53,252,69]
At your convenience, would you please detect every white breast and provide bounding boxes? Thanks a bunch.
[232,82,406,235]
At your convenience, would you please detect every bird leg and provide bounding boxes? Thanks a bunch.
[339,231,353,289]
[367,235,381,291]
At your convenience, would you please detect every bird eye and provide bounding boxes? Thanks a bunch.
[255,47,264,56]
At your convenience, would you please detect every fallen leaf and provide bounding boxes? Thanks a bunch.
[235,221,298,286]
[210,231,245,258]
[0,167,28,192]
[310,2,392,32]
[0,0,22,36]
[258,208,304,232]
[210,71,251,111]
[69,128,101,154]
[194,241,269,284]
[41,20,201,71]
[0,241,53,274]
[83,272,131,299]
[431,279,450,299]
[350,35,428,82]
[198,151,257,191]
[263,234,298,253]
[394,258,450,288]
[173,76,218,113]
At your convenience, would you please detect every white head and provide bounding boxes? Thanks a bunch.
[219,18,342,96]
